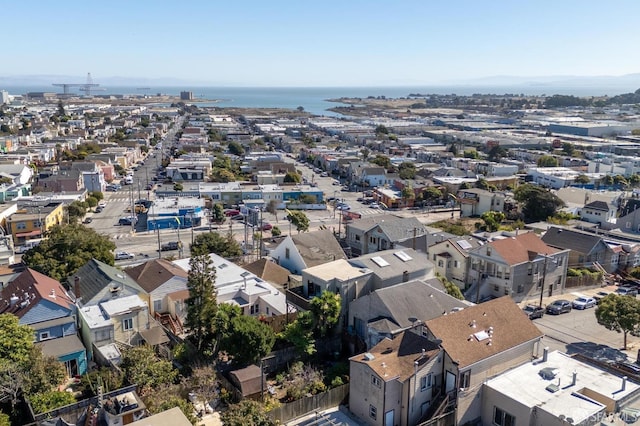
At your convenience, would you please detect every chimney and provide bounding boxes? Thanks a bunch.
[542,347,549,363]
[572,371,577,386]
[74,276,81,301]
[623,376,628,391]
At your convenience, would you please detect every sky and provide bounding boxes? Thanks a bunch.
[3,0,640,87]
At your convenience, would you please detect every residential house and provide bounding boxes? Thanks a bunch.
[457,188,506,218]
[423,296,544,425]
[288,259,371,329]
[0,268,87,376]
[349,278,468,350]
[0,163,33,185]
[243,258,291,289]
[359,166,388,187]
[38,168,84,192]
[173,252,290,317]
[467,232,570,303]
[71,259,147,307]
[129,407,192,426]
[349,331,443,426]
[7,201,64,245]
[483,350,640,426]
[348,248,434,292]
[580,200,617,225]
[345,215,427,256]
[270,229,346,275]
[427,236,482,289]
[541,226,621,273]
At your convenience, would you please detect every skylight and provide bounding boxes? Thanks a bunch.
[394,251,413,262]
[457,239,472,250]
[371,256,390,267]
[473,330,490,341]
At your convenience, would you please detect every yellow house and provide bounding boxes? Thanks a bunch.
[7,201,64,244]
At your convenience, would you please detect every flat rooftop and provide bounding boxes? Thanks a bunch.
[485,351,640,424]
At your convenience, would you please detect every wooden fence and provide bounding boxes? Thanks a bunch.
[267,384,349,423]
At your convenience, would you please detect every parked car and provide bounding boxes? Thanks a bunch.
[336,204,351,211]
[160,241,180,251]
[522,304,545,320]
[225,209,240,217]
[593,291,610,304]
[572,296,596,310]
[370,202,380,209]
[616,286,639,297]
[83,217,93,224]
[260,222,273,231]
[118,216,137,226]
[546,299,572,315]
[115,251,135,260]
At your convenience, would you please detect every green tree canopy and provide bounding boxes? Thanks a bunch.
[574,174,590,184]
[562,142,575,156]
[370,154,391,169]
[480,211,506,232]
[222,315,276,367]
[211,203,225,223]
[513,184,564,223]
[537,155,559,167]
[185,254,219,355]
[398,162,416,179]
[309,290,341,337]
[191,231,242,258]
[221,400,276,426]
[22,224,116,281]
[596,294,640,349]
[228,141,245,156]
[284,171,302,183]
[121,345,177,394]
[67,200,88,223]
[280,311,316,357]
[29,390,76,414]
[0,314,34,366]
[422,186,443,205]
[486,145,507,162]
[287,210,309,233]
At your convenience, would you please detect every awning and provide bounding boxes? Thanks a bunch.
[16,229,42,238]
[139,326,170,346]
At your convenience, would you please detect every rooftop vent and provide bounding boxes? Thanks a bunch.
[539,367,560,380]
[364,353,375,361]
[545,383,560,393]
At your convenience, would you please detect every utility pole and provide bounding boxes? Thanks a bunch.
[538,255,549,308]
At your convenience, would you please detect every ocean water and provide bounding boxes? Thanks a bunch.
[2,85,636,116]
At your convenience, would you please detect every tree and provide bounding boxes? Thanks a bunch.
[486,145,507,162]
[211,203,225,223]
[281,311,316,357]
[29,390,76,414]
[596,294,640,349]
[630,174,640,187]
[480,211,505,232]
[0,314,35,366]
[437,275,464,300]
[67,200,88,223]
[398,162,416,179]
[401,185,415,206]
[601,174,614,186]
[287,210,309,233]
[284,171,302,183]
[144,385,198,425]
[173,183,184,191]
[537,155,559,167]
[574,174,590,184]
[375,125,389,136]
[422,186,443,205]
[185,254,219,355]
[361,147,370,161]
[222,315,275,367]
[191,232,242,258]
[0,412,9,426]
[370,154,391,169]
[121,345,177,394]
[221,400,276,426]
[266,200,278,223]
[309,290,341,337]
[86,196,98,210]
[228,141,245,156]
[271,225,282,236]
[22,224,116,281]
[513,184,564,223]
[23,347,66,396]
[562,142,575,156]
[212,169,236,182]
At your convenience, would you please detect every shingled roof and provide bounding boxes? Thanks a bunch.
[291,229,346,267]
[125,258,188,293]
[350,331,441,382]
[424,296,542,369]
[0,268,74,319]
[490,232,560,265]
[541,226,602,255]
[243,258,290,287]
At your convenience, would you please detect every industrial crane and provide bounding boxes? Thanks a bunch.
[52,73,105,96]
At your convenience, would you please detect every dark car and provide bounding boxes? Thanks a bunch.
[160,241,180,251]
[593,291,610,304]
[546,299,572,315]
[522,304,545,320]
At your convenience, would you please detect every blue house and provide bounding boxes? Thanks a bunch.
[0,268,87,376]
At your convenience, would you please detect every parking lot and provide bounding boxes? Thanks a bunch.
[522,285,640,362]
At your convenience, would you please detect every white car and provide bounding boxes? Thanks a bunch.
[370,202,380,209]
[572,296,596,310]
[336,204,351,211]
[115,251,135,260]
[98,201,107,208]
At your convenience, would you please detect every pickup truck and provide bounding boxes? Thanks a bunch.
[160,241,180,251]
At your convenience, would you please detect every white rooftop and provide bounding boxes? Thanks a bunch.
[79,304,111,329]
[485,351,640,424]
[100,294,147,317]
[304,259,370,282]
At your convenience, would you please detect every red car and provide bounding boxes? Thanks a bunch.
[224,209,240,217]
[260,223,273,231]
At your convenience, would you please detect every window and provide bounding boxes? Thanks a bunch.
[486,247,492,256]
[454,260,459,268]
[371,375,382,388]
[153,299,162,312]
[527,264,532,275]
[16,222,26,230]
[123,318,133,331]
[438,260,444,267]
[420,373,432,391]
[39,331,50,340]
[369,405,377,420]
[493,407,515,426]
[285,248,290,259]
[355,235,360,241]
[460,370,471,389]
